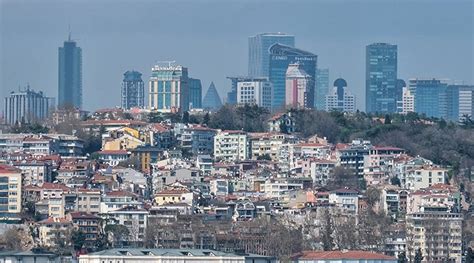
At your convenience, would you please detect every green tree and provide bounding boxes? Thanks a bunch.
[390,177,401,187]
[202,113,210,125]
[71,230,86,251]
[182,111,190,123]
[398,251,408,263]
[384,114,392,124]
[148,112,163,123]
[257,154,272,161]
[466,247,474,263]
[414,248,424,263]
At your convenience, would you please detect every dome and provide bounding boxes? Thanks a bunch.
[334,78,347,88]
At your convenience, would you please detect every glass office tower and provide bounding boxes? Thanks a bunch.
[366,43,397,113]
[149,64,189,113]
[188,78,202,109]
[269,43,317,111]
[58,35,82,109]
[248,33,295,78]
[315,68,329,110]
[121,71,145,109]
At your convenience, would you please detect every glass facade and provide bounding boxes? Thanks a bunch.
[446,85,474,122]
[149,65,189,112]
[269,44,317,111]
[188,78,202,109]
[121,71,144,109]
[315,68,329,110]
[58,37,82,109]
[248,33,295,78]
[202,82,222,110]
[366,43,397,113]
[409,79,447,119]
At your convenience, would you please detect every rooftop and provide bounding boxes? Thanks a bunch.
[292,250,396,260]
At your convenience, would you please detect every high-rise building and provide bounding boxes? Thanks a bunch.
[149,63,189,113]
[188,78,202,109]
[4,86,55,125]
[269,44,317,111]
[58,34,82,109]
[315,68,329,110]
[202,82,222,110]
[248,33,295,78]
[325,78,356,112]
[366,43,397,113]
[409,79,448,119]
[401,87,415,114]
[226,76,244,105]
[446,84,474,122]
[237,77,272,109]
[121,71,145,109]
[0,164,22,221]
[285,63,314,109]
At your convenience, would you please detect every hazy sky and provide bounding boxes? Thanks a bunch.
[1,0,473,111]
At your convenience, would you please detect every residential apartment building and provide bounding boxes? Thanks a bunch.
[285,63,314,109]
[249,132,285,161]
[405,166,447,191]
[214,130,249,162]
[0,165,22,221]
[3,87,55,125]
[237,77,272,109]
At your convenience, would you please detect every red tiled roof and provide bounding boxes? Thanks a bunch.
[293,250,396,260]
[0,164,22,174]
[41,182,70,191]
[69,212,100,219]
[38,217,71,224]
[156,189,190,195]
[97,150,130,155]
[106,190,136,197]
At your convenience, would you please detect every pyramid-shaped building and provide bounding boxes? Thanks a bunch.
[202,82,222,110]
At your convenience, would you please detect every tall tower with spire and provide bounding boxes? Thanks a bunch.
[58,31,82,109]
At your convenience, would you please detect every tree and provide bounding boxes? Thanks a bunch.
[414,248,424,263]
[71,229,86,251]
[466,247,474,263]
[326,167,359,190]
[202,113,210,125]
[320,209,334,251]
[390,177,401,187]
[104,224,130,247]
[182,111,190,124]
[398,251,408,263]
[257,154,272,161]
[1,227,33,250]
[148,112,163,123]
[384,114,392,124]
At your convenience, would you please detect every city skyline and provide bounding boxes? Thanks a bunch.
[1,0,473,112]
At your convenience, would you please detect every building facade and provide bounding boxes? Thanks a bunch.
[401,87,415,114]
[409,79,448,119]
[248,32,295,78]
[446,84,474,122]
[366,43,397,113]
[188,78,202,109]
[315,68,329,110]
[121,71,145,109]
[325,78,356,112]
[0,165,22,221]
[58,35,82,109]
[149,64,189,113]
[214,130,249,162]
[237,77,272,109]
[285,63,314,109]
[202,82,222,110]
[269,44,317,111]
[4,87,54,125]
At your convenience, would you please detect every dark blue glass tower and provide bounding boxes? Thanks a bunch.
[58,34,82,109]
[366,43,397,113]
[188,78,202,109]
[268,44,317,111]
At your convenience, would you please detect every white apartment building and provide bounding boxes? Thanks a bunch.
[262,179,303,200]
[214,130,248,162]
[0,165,22,221]
[237,78,272,109]
[405,166,447,191]
[249,133,285,161]
[328,188,359,214]
[325,78,356,112]
[401,87,415,114]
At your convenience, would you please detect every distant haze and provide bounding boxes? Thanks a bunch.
[1,0,473,111]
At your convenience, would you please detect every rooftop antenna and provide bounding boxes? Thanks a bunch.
[68,24,71,41]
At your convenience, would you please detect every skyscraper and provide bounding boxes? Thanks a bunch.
[285,63,313,109]
[446,84,474,122]
[58,34,82,109]
[315,68,329,110]
[4,86,55,125]
[202,82,222,110]
[237,77,272,109]
[149,63,189,113]
[401,87,415,114]
[325,78,356,112]
[188,78,202,109]
[409,78,448,119]
[366,43,397,113]
[248,33,295,78]
[121,71,145,109]
[269,44,317,111]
